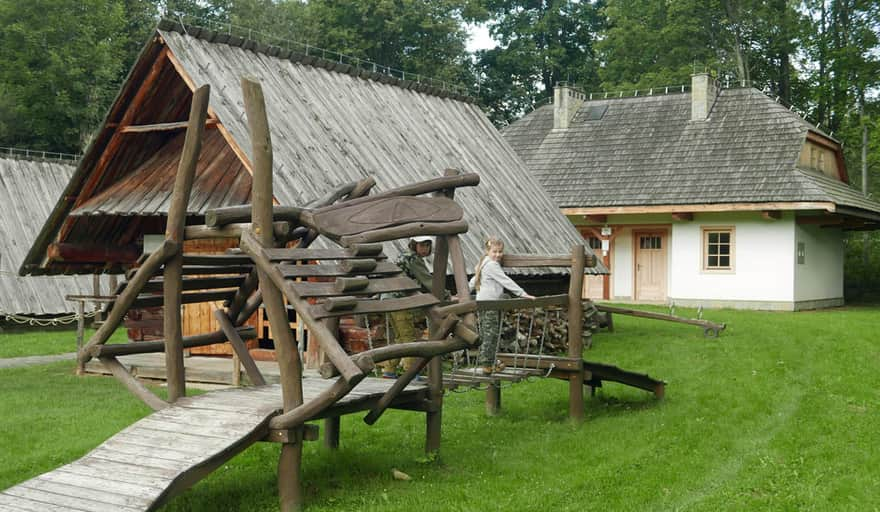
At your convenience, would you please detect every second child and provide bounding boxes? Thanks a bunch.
[468,237,534,374]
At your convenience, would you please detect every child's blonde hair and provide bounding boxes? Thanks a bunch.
[474,237,504,291]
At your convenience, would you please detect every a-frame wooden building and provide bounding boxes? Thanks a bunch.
[21,20,603,346]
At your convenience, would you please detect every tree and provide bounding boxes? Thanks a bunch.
[0,0,129,153]
[468,0,604,125]
[597,0,721,89]
[302,0,472,85]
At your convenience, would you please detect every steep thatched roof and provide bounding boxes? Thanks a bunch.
[0,155,92,315]
[23,20,604,277]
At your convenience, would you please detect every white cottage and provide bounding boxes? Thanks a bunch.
[503,74,880,310]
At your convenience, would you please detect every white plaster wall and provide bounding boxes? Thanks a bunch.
[612,226,634,298]
[669,212,796,302]
[605,214,672,300]
[794,224,844,301]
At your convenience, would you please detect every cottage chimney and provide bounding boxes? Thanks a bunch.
[553,83,585,130]
[691,73,719,121]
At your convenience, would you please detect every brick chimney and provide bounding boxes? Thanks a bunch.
[553,83,585,129]
[691,73,719,121]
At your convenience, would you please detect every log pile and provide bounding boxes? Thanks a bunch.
[337,302,608,356]
[486,301,607,356]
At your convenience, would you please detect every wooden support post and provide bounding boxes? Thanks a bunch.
[164,84,210,403]
[75,300,85,375]
[214,309,266,386]
[99,356,168,411]
[324,417,340,450]
[426,233,450,454]
[485,383,501,416]
[243,76,304,512]
[363,357,431,425]
[568,244,586,423]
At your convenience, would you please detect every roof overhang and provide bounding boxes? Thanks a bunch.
[561,201,837,216]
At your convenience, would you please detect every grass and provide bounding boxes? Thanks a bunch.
[1,305,879,511]
[0,326,127,358]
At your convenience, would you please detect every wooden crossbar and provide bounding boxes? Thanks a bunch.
[279,261,401,278]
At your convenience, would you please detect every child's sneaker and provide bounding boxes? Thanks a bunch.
[493,361,506,372]
[381,372,397,379]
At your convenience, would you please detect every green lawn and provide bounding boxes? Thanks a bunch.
[1,306,878,511]
[0,326,129,358]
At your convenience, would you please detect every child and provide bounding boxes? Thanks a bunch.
[469,237,534,374]
[381,235,435,379]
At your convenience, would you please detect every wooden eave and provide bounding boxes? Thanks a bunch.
[562,201,837,217]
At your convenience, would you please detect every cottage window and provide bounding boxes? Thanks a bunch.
[586,236,602,250]
[702,227,734,271]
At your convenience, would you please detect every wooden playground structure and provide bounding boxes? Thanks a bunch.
[0,80,667,511]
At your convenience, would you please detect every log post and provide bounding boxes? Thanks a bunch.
[324,417,340,449]
[164,84,210,403]
[75,300,85,375]
[568,244,586,423]
[485,383,501,416]
[242,76,304,512]
[425,234,449,454]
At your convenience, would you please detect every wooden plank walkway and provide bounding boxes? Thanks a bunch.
[0,379,427,512]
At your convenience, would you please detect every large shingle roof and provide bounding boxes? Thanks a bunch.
[23,21,605,276]
[0,156,92,315]
[503,87,880,216]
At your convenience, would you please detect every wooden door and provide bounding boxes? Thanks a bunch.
[633,231,667,302]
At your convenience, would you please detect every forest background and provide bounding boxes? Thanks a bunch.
[0,0,878,295]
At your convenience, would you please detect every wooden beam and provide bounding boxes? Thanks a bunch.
[583,214,607,224]
[214,310,266,386]
[567,244,586,423]
[47,243,140,263]
[165,83,210,403]
[671,212,693,221]
[761,210,782,220]
[241,76,304,512]
[184,221,291,241]
[562,202,835,216]
[90,327,256,357]
[119,119,218,133]
[99,356,168,411]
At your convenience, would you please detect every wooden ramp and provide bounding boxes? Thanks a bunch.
[582,361,665,397]
[0,379,427,512]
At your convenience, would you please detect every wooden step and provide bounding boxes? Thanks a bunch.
[289,276,420,298]
[309,293,439,319]
[279,261,401,278]
[141,276,246,293]
[129,289,237,309]
[263,245,385,261]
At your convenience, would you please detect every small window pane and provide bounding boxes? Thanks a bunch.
[708,255,718,266]
[709,233,719,244]
[719,256,730,267]
[718,245,729,256]
[719,232,730,244]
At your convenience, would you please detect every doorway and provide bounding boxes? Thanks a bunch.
[633,230,668,302]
